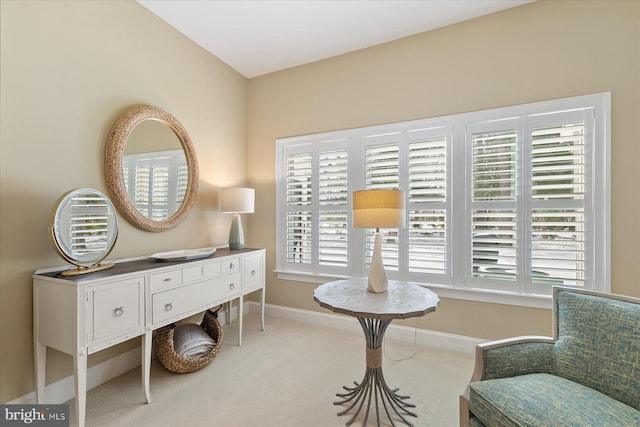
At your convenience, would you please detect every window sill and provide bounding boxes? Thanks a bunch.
[275,270,553,309]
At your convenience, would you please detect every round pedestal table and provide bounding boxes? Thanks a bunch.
[314,279,440,427]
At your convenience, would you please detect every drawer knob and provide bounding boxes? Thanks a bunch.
[229,262,235,269]
[113,307,124,317]
[229,283,235,290]
[251,269,256,276]
[165,303,173,312]
[163,277,172,282]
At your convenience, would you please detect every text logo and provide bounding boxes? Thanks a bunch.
[0,405,68,427]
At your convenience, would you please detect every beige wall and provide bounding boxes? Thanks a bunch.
[248,0,640,337]
[0,1,248,402]
[1,0,638,405]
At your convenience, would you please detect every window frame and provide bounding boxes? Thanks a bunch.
[275,93,610,308]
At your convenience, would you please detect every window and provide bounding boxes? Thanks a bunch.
[276,93,610,307]
[122,149,188,221]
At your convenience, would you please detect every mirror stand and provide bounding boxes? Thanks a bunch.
[58,263,115,277]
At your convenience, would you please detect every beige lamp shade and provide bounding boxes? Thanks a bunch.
[353,189,404,229]
[220,187,255,213]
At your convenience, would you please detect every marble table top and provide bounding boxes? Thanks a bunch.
[314,278,439,320]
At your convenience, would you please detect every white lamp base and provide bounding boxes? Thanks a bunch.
[367,232,388,293]
[228,213,245,250]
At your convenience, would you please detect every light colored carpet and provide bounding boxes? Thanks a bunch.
[72,313,474,427]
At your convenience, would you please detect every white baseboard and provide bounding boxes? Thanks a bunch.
[9,346,142,405]
[246,301,484,355]
[10,302,481,404]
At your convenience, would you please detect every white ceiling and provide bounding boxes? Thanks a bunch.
[138,0,533,78]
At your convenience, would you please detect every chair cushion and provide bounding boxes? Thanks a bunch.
[469,373,640,427]
[469,416,486,427]
[554,290,640,410]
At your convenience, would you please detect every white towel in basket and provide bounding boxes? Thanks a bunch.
[173,323,216,359]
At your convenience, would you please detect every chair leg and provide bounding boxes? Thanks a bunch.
[459,394,471,427]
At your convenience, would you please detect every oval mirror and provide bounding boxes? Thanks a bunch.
[105,105,199,232]
[49,188,118,276]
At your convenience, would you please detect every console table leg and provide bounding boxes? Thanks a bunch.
[142,331,152,403]
[238,296,244,346]
[74,351,87,427]
[260,286,266,332]
[34,341,46,403]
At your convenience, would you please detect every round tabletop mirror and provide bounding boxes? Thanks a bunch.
[49,188,118,276]
[105,105,199,232]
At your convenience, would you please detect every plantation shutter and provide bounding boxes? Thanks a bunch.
[527,109,591,290]
[318,148,349,268]
[280,139,350,275]
[363,135,400,271]
[468,119,519,289]
[284,150,313,267]
[468,110,593,292]
[407,130,448,277]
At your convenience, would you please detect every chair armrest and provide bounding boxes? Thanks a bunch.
[471,336,555,382]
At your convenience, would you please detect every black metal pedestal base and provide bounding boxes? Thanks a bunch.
[333,318,418,426]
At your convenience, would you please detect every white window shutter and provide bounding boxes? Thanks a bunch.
[318,149,349,267]
[407,133,448,277]
[527,110,590,290]
[468,121,519,287]
[363,139,400,271]
[285,152,313,266]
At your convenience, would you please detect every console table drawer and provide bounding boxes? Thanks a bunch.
[152,272,241,325]
[150,269,182,292]
[183,261,220,283]
[220,257,240,275]
[243,254,263,292]
[87,277,144,345]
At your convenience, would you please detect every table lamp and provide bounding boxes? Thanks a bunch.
[353,189,404,293]
[220,187,255,250]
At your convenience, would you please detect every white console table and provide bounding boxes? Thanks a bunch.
[33,248,265,427]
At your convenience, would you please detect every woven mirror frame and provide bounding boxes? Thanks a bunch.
[105,105,199,232]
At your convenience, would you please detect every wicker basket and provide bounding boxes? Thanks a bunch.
[153,309,224,373]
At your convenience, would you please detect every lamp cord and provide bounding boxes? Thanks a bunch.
[383,317,419,362]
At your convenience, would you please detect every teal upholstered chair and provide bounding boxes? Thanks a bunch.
[460,287,640,426]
